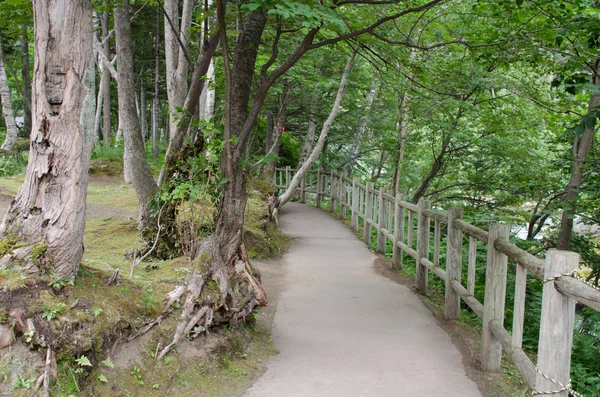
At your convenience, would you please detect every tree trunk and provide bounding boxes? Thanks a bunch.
[557,59,600,249]
[0,0,95,280]
[412,134,451,203]
[140,80,147,142]
[264,112,274,155]
[296,119,316,169]
[101,7,111,142]
[155,7,269,360]
[278,52,356,209]
[344,78,377,174]
[266,79,289,175]
[152,8,160,162]
[0,42,19,151]
[164,0,193,140]
[114,0,158,227]
[390,89,410,193]
[20,30,32,135]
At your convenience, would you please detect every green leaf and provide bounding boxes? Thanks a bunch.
[75,356,92,367]
[101,357,115,369]
[98,374,108,383]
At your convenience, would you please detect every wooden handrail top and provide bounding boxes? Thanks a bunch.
[493,239,545,278]
[554,275,600,312]
[422,208,448,223]
[452,219,488,242]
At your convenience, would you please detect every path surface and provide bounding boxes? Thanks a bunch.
[243,202,482,397]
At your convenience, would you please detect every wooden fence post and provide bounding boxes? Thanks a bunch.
[481,223,509,372]
[351,178,359,230]
[285,166,291,189]
[377,188,386,254]
[444,208,464,320]
[300,172,306,203]
[340,173,347,219]
[364,182,373,246]
[329,173,335,212]
[534,250,579,397]
[392,193,405,268]
[316,168,322,208]
[416,200,431,294]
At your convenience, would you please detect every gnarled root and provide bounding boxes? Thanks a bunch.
[147,235,267,361]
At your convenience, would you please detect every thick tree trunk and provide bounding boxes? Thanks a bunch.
[20,30,32,135]
[155,7,269,360]
[344,78,377,174]
[152,10,160,162]
[390,89,410,193]
[557,60,600,249]
[0,43,19,151]
[164,0,193,140]
[114,0,158,226]
[0,0,95,280]
[101,7,111,142]
[140,81,147,141]
[278,53,356,209]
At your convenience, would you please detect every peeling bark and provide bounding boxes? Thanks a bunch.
[0,0,96,279]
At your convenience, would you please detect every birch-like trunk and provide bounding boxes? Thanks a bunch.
[390,89,410,193]
[0,43,19,151]
[296,119,316,169]
[114,0,158,227]
[101,7,111,142]
[20,30,32,135]
[152,9,160,162]
[344,78,377,174]
[557,58,600,249]
[0,0,95,280]
[164,0,193,140]
[278,52,356,208]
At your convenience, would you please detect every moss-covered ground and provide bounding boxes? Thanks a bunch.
[0,175,286,397]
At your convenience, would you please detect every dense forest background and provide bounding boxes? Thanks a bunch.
[0,0,599,395]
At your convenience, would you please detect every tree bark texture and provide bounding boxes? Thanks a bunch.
[296,119,316,169]
[152,9,160,162]
[114,0,158,226]
[557,59,600,250]
[164,0,193,140]
[0,42,19,151]
[390,89,410,193]
[101,7,111,142]
[0,0,96,279]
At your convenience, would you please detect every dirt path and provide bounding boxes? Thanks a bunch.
[242,202,483,397]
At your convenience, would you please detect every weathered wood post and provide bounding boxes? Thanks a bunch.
[316,168,322,208]
[329,173,335,212]
[534,250,579,397]
[392,193,405,269]
[351,177,359,230]
[481,223,509,372]
[340,173,347,219]
[364,182,373,246]
[416,200,431,294]
[300,171,306,203]
[444,208,464,320]
[377,188,386,254]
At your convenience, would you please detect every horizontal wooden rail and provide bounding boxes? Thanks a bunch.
[422,208,448,223]
[452,219,488,242]
[450,279,484,318]
[489,319,536,388]
[555,276,600,312]
[493,239,545,278]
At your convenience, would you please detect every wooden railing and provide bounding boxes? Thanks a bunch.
[274,166,600,396]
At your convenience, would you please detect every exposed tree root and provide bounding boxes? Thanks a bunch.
[136,233,267,361]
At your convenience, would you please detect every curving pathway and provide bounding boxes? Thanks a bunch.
[243,202,482,397]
